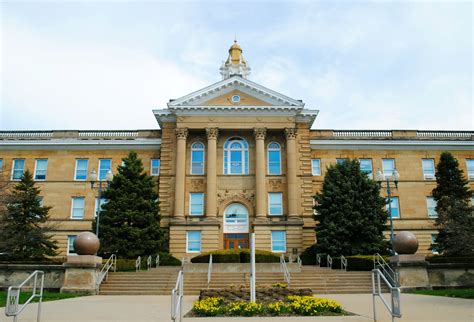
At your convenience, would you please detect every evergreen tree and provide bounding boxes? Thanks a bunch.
[94,151,167,258]
[0,170,58,260]
[432,152,474,256]
[314,159,388,256]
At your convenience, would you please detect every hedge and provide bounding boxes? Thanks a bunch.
[426,256,474,264]
[191,249,281,263]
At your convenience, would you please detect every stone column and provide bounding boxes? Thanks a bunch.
[206,128,219,217]
[254,128,267,218]
[174,128,188,218]
[285,128,298,218]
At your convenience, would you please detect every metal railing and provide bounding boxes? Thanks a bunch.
[372,268,401,322]
[97,254,116,291]
[156,254,160,267]
[280,254,291,286]
[207,254,213,288]
[135,256,141,272]
[171,270,184,322]
[147,255,152,271]
[327,254,333,269]
[340,255,348,271]
[374,253,399,287]
[296,255,302,268]
[316,254,321,267]
[5,270,44,322]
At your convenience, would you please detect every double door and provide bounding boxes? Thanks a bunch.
[223,233,249,249]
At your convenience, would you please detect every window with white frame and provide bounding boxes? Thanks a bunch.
[466,159,474,180]
[95,198,107,217]
[151,159,160,176]
[186,231,201,253]
[267,142,281,175]
[224,138,249,175]
[191,142,205,175]
[382,159,395,179]
[311,159,321,176]
[336,158,348,165]
[268,192,283,216]
[422,159,435,179]
[386,196,400,218]
[359,159,373,178]
[0,159,3,172]
[11,159,25,180]
[98,159,112,180]
[71,197,85,219]
[271,231,286,252]
[34,159,48,180]
[67,235,77,255]
[426,197,437,218]
[75,159,88,180]
[431,234,439,254]
[189,193,204,216]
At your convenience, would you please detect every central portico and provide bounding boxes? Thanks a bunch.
[153,41,319,258]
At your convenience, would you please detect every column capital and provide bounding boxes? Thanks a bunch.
[285,128,297,140]
[206,128,219,140]
[253,128,267,140]
[175,128,188,140]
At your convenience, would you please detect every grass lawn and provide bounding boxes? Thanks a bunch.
[0,291,86,308]
[409,288,474,299]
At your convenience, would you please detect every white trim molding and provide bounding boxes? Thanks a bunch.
[310,139,474,150]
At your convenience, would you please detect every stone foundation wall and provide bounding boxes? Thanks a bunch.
[0,264,64,290]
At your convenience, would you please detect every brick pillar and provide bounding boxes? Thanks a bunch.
[254,128,267,218]
[285,128,298,218]
[174,128,188,218]
[206,128,218,217]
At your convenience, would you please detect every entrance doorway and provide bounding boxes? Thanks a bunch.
[223,203,249,250]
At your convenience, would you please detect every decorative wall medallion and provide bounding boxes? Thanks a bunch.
[217,190,255,205]
[269,179,282,192]
[231,95,241,103]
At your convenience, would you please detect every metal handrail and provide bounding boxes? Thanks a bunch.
[136,256,141,272]
[372,268,401,322]
[374,253,399,287]
[341,255,348,271]
[97,254,116,290]
[207,254,213,287]
[5,270,44,322]
[327,254,333,269]
[156,254,160,267]
[147,255,152,271]
[296,255,302,268]
[316,254,321,267]
[171,270,184,322]
[280,254,291,286]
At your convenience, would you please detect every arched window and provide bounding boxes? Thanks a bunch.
[191,142,205,175]
[224,203,249,233]
[267,142,281,175]
[224,138,249,175]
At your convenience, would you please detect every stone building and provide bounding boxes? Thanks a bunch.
[1,41,473,258]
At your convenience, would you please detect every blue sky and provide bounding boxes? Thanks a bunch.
[1,0,472,130]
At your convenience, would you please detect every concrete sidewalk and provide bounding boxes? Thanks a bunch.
[0,293,472,322]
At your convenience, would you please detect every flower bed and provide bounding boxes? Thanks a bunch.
[190,295,346,317]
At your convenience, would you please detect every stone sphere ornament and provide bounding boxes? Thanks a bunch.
[393,231,419,254]
[73,232,100,255]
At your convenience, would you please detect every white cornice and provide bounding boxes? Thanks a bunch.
[0,138,161,151]
[310,139,474,150]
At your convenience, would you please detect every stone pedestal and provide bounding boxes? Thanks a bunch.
[390,254,430,290]
[61,255,102,294]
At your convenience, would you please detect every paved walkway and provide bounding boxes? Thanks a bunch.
[0,293,472,322]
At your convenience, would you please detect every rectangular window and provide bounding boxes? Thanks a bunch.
[95,198,107,217]
[382,159,395,179]
[422,159,435,179]
[271,231,286,253]
[67,235,77,255]
[189,193,204,216]
[267,147,281,175]
[336,158,348,165]
[268,192,283,216]
[186,231,201,253]
[386,196,400,218]
[11,159,25,180]
[431,234,439,254]
[0,159,3,171]
[71,197,85,219]
[311,159,321,176]
[151,159,160,176]
[75,159,88,181]
[99,159,112,180]
[191,149,205,175]
[34,159,48,180]
[359,159,373,178]
[426,197,437,218]
[467,159,474,180]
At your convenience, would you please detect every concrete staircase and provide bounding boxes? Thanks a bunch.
[99,265,384,295]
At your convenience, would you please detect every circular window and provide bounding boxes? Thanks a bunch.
[231,95,241,103]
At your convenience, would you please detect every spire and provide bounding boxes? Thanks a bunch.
[219,40,251,80]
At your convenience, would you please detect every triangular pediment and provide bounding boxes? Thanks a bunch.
[167,76,304,108]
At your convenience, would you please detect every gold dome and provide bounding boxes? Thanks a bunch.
[227,40,246,65]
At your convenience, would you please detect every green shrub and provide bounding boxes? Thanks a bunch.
[266,301,290,315]
[287,295,343,315]
[157,253,181,266]
[240,249,281,263]
[228,301,264,316]
[192,297,225,316]
[346,255,388,271]
[190,249,280,263]
[300,244,318,265]
[426,256,474,264]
